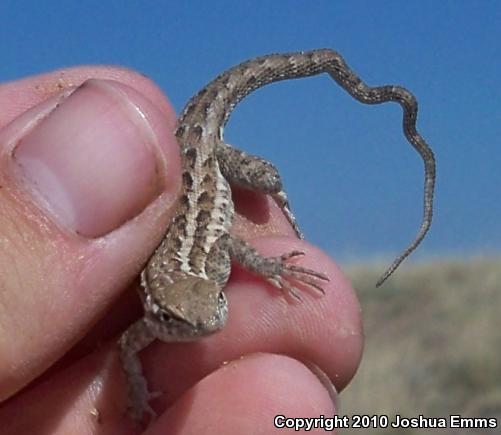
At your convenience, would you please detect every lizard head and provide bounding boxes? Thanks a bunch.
[146,275,228,338]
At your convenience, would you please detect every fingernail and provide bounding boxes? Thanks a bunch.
[13,79,164,237]
[305,361,339,411]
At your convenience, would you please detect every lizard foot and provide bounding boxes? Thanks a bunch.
[267,250,329,300]
[126,376,162,426]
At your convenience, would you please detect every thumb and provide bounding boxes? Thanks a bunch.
[0,73,180,400]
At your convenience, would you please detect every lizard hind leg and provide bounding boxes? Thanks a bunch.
[216,142,303,238]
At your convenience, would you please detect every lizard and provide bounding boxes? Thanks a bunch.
[119,48,436,424]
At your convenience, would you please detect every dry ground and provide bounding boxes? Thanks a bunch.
[339,258,501,434]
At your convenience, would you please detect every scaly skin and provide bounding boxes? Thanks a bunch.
[119,49,436,424]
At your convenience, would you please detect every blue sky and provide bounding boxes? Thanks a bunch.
[1,1,499,264]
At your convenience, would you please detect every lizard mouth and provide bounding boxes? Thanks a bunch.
[147,291,228,339]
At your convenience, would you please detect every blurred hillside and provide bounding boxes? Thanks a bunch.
[340,258,501,434]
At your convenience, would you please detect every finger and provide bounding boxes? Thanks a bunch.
[0,345,129,435]
[0,351,337,434]
[0,238,358,432]
[0,72,181,400]
[76,169,314,360]
[0,65,175,130]
[137,238,362,409]
[152,353,338,435]
[231,184,301,239]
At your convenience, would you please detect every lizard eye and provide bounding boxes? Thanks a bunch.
[156,308,180,323]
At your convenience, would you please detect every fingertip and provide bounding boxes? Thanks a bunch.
[229,236,364,391]
[0,65,176,130]
[130,235,363,410]
[154,353,337,435]
[0,71,181,400]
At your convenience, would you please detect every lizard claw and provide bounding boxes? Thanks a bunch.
[127,379,163,426]
[268,250,330,300]
[129,402,157,428]
[280,250,305,261]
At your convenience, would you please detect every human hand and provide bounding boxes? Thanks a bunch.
[0,67,362,434]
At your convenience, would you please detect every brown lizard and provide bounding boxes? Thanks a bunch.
[119,48,436,423]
